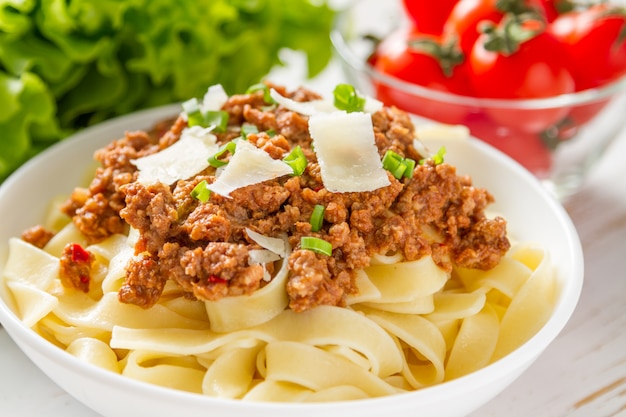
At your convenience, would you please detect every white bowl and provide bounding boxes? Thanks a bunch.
[0,106,584,417]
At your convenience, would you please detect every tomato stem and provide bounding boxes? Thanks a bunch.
[407,37,464,77]
[480,13,545,56]
[496,0,542,15]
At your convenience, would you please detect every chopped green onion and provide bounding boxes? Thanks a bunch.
[241,123,259,138]
[419,146,447,166]
[191,180,211,202]
[182,99,229,131]
[283,145,307,176]
[309,205,325,232]
[333,83,366,113]
[382,150,403,170]
[204,110,229,133]
[246,83,276,104]
[182,98,204,127]
[301,236,332,256]
[382,150,415,179]
[266,128,277,137]
[208,140,238,168]
[432,146,446,164]
[402,157,416,178]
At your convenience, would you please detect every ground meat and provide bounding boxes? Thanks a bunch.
[390,161,510,271]
[21,225,55,249]
[59,243,95,293]
[119,255,165,308]
[48,83,510,312]
[287,249,348,312]
[119,181,178,254]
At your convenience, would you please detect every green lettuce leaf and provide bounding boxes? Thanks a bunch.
[0,0,336,182]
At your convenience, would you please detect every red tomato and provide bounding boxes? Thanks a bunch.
[443,0,549,53]
[443,0,504,54]
[468,17,575,132]
[549,4,626,90]
[402,0,458,35]
[466,113,553,177]
[371,27,471,124]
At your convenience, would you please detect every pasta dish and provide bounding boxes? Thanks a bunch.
[1,83,556,401]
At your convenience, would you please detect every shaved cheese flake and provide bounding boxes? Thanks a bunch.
[202,84,229,111]
[132,126,219,185]
[249,249,282,265]
[245,228,287,257]
[208,139,293,197]
[248,249,281,282]
[269,88,333,115]
[363,96,384,113]
[309,112,390,193]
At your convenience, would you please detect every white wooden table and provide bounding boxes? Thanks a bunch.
[1,58,625,417]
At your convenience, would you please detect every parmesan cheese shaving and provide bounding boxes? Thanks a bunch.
[308,111,390,193]
[249,249,282,265]
[208,139,293,197]
[132,126,219,185]
[248,249,281,282]
[363,97,384,114]
[245,228,287,257]
[269,88,334,116]
[202,84,229,111]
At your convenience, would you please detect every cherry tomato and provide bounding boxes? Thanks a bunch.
[469,16,575,132]
[443,0,550,54]
[402,0,458,35]
[371,27,471,124]
[549,4,626,90]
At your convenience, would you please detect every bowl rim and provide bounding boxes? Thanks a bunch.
[0,104,584,414]
[330,0,626,110]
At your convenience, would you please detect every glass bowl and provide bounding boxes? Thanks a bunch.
[331,0,626,200]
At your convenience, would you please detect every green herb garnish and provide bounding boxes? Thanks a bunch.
[333,83,366,113]
[283,145,307,176]
[301,236,332,256]
[309,205,325,232]
[190,180,211,203]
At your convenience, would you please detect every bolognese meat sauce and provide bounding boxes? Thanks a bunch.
[46,83,509,312]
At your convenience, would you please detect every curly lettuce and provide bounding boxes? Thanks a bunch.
[0,0,335,181]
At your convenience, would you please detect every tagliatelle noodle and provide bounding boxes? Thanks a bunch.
[492,246,556,360]
[360,257,448,303]
[66,337,121,372]
[2,209,556,400]
[110,305,403,378]
[5,280,58,328]
[121,350,206,394]
[37,314,110,347]
[444,303,500,381]
[202,345,260,398]
[43,222,87,258]
[262,341,399,396]
[357,307,447,388]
